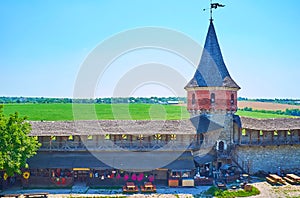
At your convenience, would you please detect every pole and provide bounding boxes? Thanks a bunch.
[210,0,213,21]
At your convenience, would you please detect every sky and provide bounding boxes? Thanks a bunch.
[1,0,300,99]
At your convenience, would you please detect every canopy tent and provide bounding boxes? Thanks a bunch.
[194,154,216,165]
[27,151,195,172]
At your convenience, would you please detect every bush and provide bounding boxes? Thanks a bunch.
[205,185,260,198]
[205,186,220,195]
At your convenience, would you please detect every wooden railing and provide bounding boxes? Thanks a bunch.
[239,139,300,146]
[39,140,197,151]
[231,150,254,174]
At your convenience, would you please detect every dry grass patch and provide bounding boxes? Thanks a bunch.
[238,101,300,111]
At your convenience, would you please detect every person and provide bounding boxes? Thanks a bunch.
[225,173,229,184]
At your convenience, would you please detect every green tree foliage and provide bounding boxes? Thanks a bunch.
[0,105,40,176]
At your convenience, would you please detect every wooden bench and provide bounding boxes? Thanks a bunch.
[284,177,297,185]
[140,182,156,193]
[23,192,49,198]
[122,182,139,193]
[268,174,286,184]
[0,194,20,198]
[286,174,300,184]
[266,177,277,185]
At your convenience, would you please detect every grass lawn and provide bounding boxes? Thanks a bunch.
[2,103,294,121]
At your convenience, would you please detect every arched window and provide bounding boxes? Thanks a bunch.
[210,93,215,104]
[231,94,234,105]
[192,93,196,105]
[197,134,204,145]
[218,141,224,152]
[170,134,177,141]
[138,134,144,140]
[68,135,74,141]
[122,134,127,140]
[87,135,93,140]
[154,134,161,140]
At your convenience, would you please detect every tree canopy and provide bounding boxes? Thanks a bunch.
[0,105,40,176]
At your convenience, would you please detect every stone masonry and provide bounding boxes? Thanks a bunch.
[234,145,300,174]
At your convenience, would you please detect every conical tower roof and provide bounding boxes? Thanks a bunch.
[185,21,240,89]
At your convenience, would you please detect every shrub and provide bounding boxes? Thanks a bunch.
[205,185,260,198]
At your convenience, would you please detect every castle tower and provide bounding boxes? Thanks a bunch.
[185,20,240,116]
[187,19,242,169]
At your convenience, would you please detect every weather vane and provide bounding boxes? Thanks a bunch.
[203,0,225,21]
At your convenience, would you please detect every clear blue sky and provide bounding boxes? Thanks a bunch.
[1,0,300,99]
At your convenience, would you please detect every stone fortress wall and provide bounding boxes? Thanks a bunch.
[233,144,300,174]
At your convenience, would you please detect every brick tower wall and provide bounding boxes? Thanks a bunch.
[187,89,237,112]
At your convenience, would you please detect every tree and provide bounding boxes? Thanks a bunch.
[0,105,40,176]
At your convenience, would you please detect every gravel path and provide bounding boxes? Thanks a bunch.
[250,181,300,198]
[1,182,300,197]
[47,194,194,198]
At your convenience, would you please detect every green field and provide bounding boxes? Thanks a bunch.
[2,103,190,121]
[2,103,295,121]
[235,110,295,119]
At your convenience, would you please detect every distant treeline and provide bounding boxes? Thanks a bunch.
[1,96,300,105]
[0,96,186,104]
[238,97,300,106]
[239,107,300,117]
